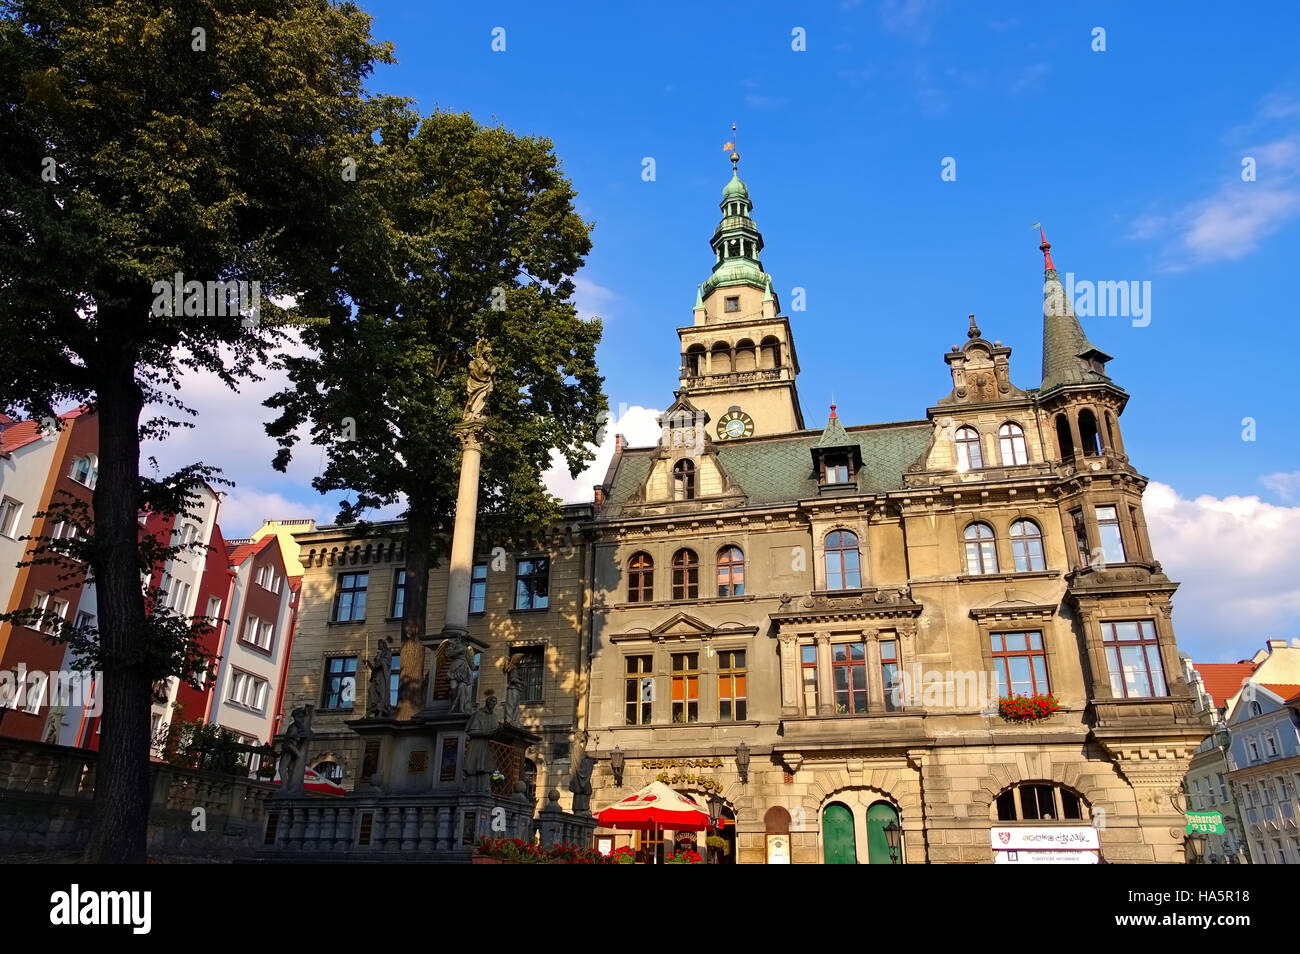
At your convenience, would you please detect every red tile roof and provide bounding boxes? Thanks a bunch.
[1260,684,1300,703]
[1192,662,1257,708]
[227,534,275,568]
[0,407,91,455]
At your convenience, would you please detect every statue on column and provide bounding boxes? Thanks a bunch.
[503,652,527,725]
[463,693,501,793]
[443,633,475,714]
[463,341,495,423]
[366,639,392,719]
[278,704,314,795]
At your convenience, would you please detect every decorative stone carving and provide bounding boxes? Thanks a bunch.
[569,754,595,814]
[443,633,475,714]
[277,704,314,795]
[463,694,501,793]
[503,652,528,725]
[365,639,392,718]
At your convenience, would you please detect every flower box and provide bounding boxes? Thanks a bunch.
[997,692,1060,723]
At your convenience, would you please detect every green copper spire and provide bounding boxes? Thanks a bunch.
[1038,231,1115,394]
[702,150,770,300]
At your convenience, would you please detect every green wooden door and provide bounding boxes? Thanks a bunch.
[866,801,900,864]
[822,803,856,864]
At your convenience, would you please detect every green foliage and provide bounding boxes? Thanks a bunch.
[264,108,607,560]
[156,716,256,776]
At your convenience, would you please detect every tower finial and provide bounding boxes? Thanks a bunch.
[1038,226,1056,273]
[967,313,981,339]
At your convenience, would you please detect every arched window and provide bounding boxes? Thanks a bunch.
[628,552,654,603]
[685,345,706,377]
[954,427,983,471]
[69,455,98,489]
[994,782,1088,822]
[312,760,344,783]
[759,335,781,369]
[963,522,998,575]
[671,549,699,600]
[716,546,744,597]
[998,423,1028,466]
[1055,415,1074,459]
[1009,519,1045,572]
[824,530,862,590]
[672,459,696,501]
[1078,409,1101,456]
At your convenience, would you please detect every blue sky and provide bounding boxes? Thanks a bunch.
[149,1,1300,662]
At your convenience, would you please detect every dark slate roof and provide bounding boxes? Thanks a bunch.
[601,421,932,516]
[1040,270,1114,394]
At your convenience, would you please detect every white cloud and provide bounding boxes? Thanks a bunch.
[1261,470,1300,503]
[542,404,664,504]
[1144,481,1300,660]
[573,276,618,323]
[879,0,939,42]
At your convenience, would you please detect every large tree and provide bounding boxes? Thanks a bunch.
[0,0,393,862]
[265,108,606,718]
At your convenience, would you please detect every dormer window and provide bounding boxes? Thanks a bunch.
[820,453,852,485]
[672,459,696,501]
[725,296,740,313]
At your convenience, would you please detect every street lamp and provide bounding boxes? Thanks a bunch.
[609,746,624,788]
[735,742,750,784]
[883,820,902,864]
[1184,832,1207,864]
[1212,719,1231,751]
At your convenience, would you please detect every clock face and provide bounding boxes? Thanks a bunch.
[716,409,755,441]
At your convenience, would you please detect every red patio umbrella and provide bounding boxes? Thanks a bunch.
[595,780,709,863]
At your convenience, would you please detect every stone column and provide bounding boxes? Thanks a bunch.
[443,426,485,637]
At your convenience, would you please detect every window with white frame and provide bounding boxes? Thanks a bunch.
[69,455,98,488]
[31,592,68,635]
[0,496,22,538]
[1247,738,1260,762]
[1264,733,1278,757]
[228,670,269,711]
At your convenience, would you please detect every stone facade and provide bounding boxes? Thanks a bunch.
[282,507,592,810]
[579,161,1208,863]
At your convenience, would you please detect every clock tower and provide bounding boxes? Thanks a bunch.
[678,150,804,439]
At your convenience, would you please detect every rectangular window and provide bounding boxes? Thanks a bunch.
[990,631,1050,698]
[1070,509,1088,566]
[228,670,269,712]
[1247,739,1260,762]
[724,296,740,313]
[333,572,368,622]
[1095,506,1127,564]
[1218,773,1229,802]
[322,656,358,710]
[259,620,275,651]
[1265,734,1278,757]
[625,656,653,725]
[468,561,488,614]
[170,579,191,613]
[1277,777,1289,801]
[880,639,900,712]
[831,642,867,714]
[391,568,407,618]
[389,651,402,708]
[255,566,268,588]
[514,645,545,703]
[801,644,819,714]
[1102,620,1168,698]
[671,653,699,723]
[823,456,850,484]
[0,497,20,538]
[241,614,261,649]
[514,558,549,611]
[717,650,746,721]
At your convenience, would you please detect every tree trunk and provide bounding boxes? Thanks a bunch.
[396,497,433,719]
[83,345,150,864]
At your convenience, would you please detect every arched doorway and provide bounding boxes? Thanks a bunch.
[866,801,900,864]
[823,802,856,864]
